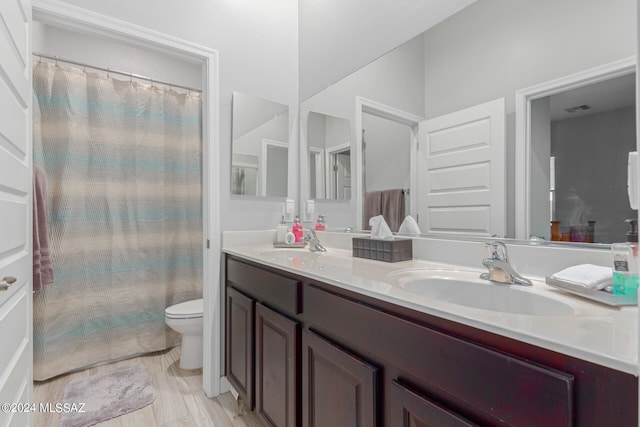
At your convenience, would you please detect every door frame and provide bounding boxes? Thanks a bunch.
[515,56,636,240]
[325,142,350,199]
[355,96,423,229]
[32,0,222,397]
[261,139,288,197]
[308,146,324,199]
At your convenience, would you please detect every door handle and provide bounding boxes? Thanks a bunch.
[0,276,17,291]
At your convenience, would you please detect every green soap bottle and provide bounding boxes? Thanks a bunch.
[612,219,639,295]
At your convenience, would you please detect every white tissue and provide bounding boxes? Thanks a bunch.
[398,215,421,235]
[369,215,394,240]
[550,264,612,289]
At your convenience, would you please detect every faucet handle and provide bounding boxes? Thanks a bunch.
[484,241,509,262]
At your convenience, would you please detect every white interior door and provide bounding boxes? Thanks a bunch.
[417,98,505,237]
[0,0,33,425]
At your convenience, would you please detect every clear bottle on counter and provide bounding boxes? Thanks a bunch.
[612,219,639,295]
[276,215,288,243]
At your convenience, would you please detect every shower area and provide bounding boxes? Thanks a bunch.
[32,24,204,381]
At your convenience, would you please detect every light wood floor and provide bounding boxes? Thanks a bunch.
[33,346,263,427]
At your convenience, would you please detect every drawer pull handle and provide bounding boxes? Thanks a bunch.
[0,276,17,291]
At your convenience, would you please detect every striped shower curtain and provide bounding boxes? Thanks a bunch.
[32,61,203,381]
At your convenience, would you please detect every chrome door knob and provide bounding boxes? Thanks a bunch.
[0,276,16,291]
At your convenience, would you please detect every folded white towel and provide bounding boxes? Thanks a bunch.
[398,215,421,235]
[369,215,394,240]
[550,264,612,289]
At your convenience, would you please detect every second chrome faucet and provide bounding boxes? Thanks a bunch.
[480,241,532,286]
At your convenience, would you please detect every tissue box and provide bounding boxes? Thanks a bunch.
[352,237,413,262]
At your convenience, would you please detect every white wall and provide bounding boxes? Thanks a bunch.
[233,113,288,155]
[363,113,411,192]
[300,34,426,228]
[299,0,475,100]
[32,22,201,90]
[52,0,299,232]
[423,0,636,236]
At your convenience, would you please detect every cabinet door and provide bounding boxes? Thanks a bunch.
[390,380,478,427]
[256,303,299,427]
[226,287,254,409]
[302,329,378,427]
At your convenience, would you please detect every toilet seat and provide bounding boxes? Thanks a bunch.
[165,298,203,319]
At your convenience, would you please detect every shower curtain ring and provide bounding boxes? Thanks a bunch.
[107,68,110,79]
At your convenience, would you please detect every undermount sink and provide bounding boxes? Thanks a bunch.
[395,270,575,316]
[259,249,319,266]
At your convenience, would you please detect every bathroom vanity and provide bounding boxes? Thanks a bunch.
[223,239,638,427]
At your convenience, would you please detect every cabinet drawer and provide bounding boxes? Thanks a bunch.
[304,285,574,426]
[256,303,298,427]
[390,380,478,427]
[226,287,254,409]
[227,258,301,315]
[302,329,378,427]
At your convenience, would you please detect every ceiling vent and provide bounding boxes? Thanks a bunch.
[564,104,591,113]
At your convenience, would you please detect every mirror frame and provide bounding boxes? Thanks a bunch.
[514,56,637,241]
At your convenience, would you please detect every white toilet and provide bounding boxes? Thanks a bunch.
[165,298,204,369]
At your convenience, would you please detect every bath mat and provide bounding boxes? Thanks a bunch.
[59,363,155,427]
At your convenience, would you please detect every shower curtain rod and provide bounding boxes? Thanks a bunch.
[32,52,202,93]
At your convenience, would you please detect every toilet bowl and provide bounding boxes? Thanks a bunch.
[165,298,203,369]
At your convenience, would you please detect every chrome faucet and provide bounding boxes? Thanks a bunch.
[303,229,326,252]
[480,241,532,286]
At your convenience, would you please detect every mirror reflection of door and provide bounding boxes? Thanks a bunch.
[309,148,324,199]
[307,111,351,200]
[329,148,351,199]
[263,140,288,197]
[529,73,636,243]
[363,112,412,214]
[417,98,506,237]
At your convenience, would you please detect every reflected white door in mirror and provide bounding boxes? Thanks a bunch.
[307,112,351,200]
[515,57,637,244]
[418,98,506,238]
[231,92,289,197]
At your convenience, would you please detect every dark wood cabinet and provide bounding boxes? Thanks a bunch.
[302,329,378,427]
[256,302,299,427]
[226,287,254,409]
[225,255,638,427]
[389,380,478,427]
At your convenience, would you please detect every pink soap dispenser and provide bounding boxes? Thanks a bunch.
[292,215,303,243]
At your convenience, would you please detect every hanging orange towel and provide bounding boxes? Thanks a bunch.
[33,164,54,291]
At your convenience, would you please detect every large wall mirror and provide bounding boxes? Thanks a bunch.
[232,92,289,197]
[307,112,351,200]
[299,0,636,244]
[520,69,636,244]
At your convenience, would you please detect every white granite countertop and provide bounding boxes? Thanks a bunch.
[223,238,638,376]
